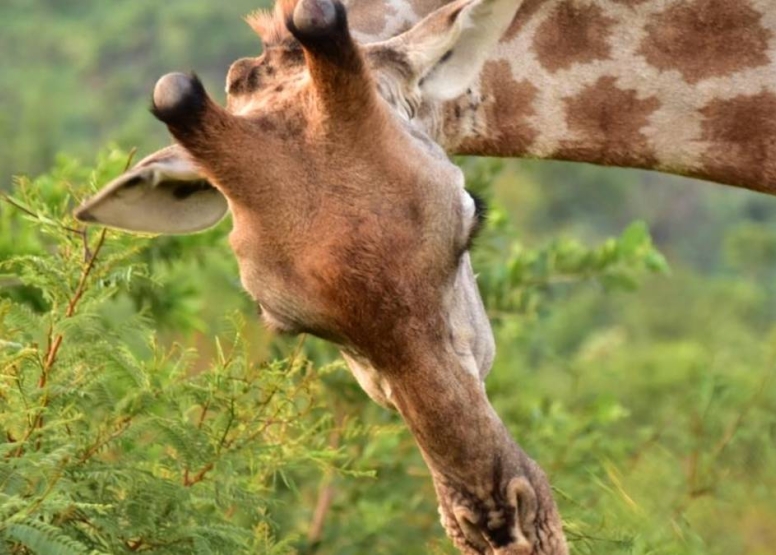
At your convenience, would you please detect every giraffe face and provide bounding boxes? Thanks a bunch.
[76,0,506,383]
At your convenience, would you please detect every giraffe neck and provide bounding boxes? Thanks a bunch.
[349,0,776,195]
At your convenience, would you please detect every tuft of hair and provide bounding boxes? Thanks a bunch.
[246,0,298,45]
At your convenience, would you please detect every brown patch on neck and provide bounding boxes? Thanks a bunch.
[698,92,776,194]
[555,76,660,168]
[640,0,771,84]
[610,0,647,6]
[532,0,616,73]
[451,60,539,156]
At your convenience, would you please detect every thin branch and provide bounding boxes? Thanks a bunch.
[40,228,107,375]
[307,413,343,548]
[78,416,132,463]
[307,483,336,550]
[124,147,138,171]
[183,462,214,487]
[13,228,108,457]
[0,193,38,219]
[711,370,773,459]
[0,277,23,288]
[216,399,237,455]
[197,399,211,429]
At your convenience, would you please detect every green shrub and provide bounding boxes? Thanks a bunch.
[3,151,773,555]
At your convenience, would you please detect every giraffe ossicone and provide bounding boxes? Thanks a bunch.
[152,72,200,114]
[292,0,340,34]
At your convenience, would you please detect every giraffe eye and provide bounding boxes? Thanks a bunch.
[465,192,488,249]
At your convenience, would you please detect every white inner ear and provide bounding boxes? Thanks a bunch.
[419,0,520,100]
[372,0,521,103]
[75,150,229,235]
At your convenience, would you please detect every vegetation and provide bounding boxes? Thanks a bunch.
[2,1,776,554]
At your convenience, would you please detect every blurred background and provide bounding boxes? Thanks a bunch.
[1,1,775,554]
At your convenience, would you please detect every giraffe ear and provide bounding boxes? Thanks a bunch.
[74,145,228,234]
[367,0,517,101]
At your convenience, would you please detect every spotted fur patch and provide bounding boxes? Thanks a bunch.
[699,92,776,192]
[453,60,539,156]
[640,0,772,84]
[555,76,661,168]
[533,0,616,73]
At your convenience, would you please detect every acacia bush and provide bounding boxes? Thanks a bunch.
[2,150,773,554]
[0,151,380,553]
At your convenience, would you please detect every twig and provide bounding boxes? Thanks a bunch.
[183,462,214,487]
[306,415,343,548]
[711,370,773,459]
[0,193,37,218]
[197,399,211,429]
[41,228,107,376]
[216,399,237,455]
[124,147,138,171]
[307,482,336,549]
[13,228,108,457]
[78,416,132,463]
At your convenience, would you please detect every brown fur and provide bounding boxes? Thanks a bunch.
[555,76,661,168]
[450,60,540,157]
[640,0,772,85]
[502,0,544,42]
[533,1,616,73]
[699,92,776,194]
[347,0,396,36]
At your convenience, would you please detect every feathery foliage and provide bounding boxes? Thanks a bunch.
[2,151,775,555]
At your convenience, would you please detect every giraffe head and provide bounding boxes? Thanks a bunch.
[75,0,567,552]
[74,0,518,393]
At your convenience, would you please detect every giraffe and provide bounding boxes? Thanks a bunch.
[72,0,776,553]
[78,1,566,553]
